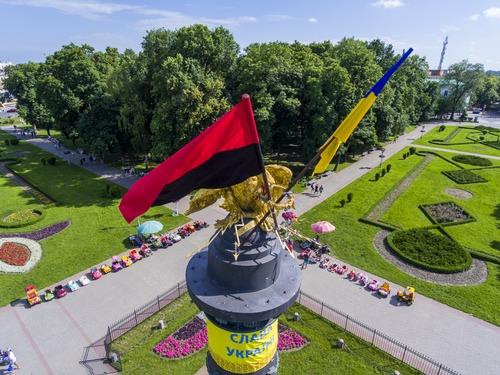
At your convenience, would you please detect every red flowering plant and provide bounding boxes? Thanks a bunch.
[0,242,30,266]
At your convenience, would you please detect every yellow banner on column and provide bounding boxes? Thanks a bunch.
[207,319,278,374]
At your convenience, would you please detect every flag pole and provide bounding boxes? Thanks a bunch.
[241,94,281,234]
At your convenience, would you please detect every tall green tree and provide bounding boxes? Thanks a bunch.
[150,55,229,159]
[444,60,484,119]
[4,63,54,134]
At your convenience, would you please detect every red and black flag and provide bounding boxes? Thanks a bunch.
[119,95,264,223]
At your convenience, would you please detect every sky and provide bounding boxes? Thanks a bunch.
[0,0,500,70]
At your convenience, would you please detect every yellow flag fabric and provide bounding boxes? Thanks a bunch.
[207,319,278,374]
[312,92,377,175]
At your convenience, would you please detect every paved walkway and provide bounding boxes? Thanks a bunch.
[1,124,499,375]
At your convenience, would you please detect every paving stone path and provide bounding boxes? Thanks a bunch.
[365,154,434,222]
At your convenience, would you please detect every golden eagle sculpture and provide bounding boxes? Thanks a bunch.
[185,164,294,231]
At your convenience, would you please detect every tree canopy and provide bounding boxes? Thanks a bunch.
[5,25,442,164]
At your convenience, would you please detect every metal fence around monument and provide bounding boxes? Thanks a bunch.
[103,281,460,375]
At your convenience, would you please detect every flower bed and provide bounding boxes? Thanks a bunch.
[154,316,208,359]
[0,208,45,228]
[277,323,308,351]
[154,318,308,359]
[441,169,487,184]
[420,202,474,224]
[0,242,30,266]
[0,220,70,241]
[0,237,42,273]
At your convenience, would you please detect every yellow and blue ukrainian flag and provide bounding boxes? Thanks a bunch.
[312,48,413,175]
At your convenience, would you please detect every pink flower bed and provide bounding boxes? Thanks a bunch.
[154,317,208,359]
[154,319,308,359]
[277,323,308,351]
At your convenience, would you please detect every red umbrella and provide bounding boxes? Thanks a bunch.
[311,221,336,234]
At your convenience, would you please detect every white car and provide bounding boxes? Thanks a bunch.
[79,275,90,286]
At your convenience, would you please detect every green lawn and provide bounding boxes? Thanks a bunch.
[0,130,187,306]
[112,294,420,375]
[414,126,500,157]
[295,148,500,325]
[382,154,499,256]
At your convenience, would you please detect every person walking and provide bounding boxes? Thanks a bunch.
[309,182,315,194]
[319,185,324,195]
[314,185,319,196]
[302,252,309,270]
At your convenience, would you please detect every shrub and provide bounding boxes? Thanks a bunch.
[402,154,407,160]
[442,170,487,184]
[340,199,346,207]
[4,139,10,145]
[386,164,392,173]
[46,157,57,165]
[40,158,46,166]
[375,172,380,180]
[387,229,472,273]
[9,138,19,145]
[381,169,386,177]
[479,136,485,141]
[439,125,446,132]
[103,184,122,198]
[409,147,416,155]
[347,192,353,202]
[451,155,492,166]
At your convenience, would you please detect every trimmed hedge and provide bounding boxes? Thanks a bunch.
[387,229,472,273]
[441,170,487,184]
[0,208,45,228]
[451,155,492,167]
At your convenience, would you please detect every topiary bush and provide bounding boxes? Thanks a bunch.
[439,125,446,132]
[4,139,10,145]
[387,229,472,273]
[375,172,380,180]
[9,138,19,145]
[46,157,57,165]
[386,164,392,173]
[451,155,492,167]
[347,192,353,202]
[381,169,386,177]
[402,154,407,160]
[442,170,487,184]
[340,199,346,207]
[409,147,416,155]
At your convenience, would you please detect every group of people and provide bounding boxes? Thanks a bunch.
[1,348,20,374]
[309,182,324,196]
[13,125,36,138]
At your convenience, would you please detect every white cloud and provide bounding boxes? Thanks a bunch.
[469,14,479,21]
[0,0,139,19]
[264,14,292,21]
[372,0,404,9]
[483,7,500,19]
[0,0,260,29]
[308,17,318,23]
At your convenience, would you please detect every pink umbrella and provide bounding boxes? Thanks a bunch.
[311,221,336,234]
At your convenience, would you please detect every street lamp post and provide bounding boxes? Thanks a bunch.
[379,148,385,168]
